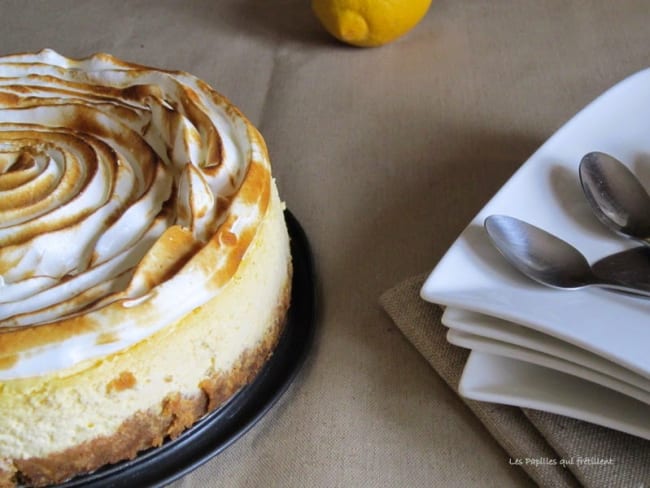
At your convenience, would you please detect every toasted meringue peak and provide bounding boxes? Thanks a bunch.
[0,50,273,379]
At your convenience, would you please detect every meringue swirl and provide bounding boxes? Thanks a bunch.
[0,50,272,379]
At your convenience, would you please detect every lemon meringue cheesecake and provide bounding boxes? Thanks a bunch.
[0,50,292,487]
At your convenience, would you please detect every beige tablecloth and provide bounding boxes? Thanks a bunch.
[3,1,650,486]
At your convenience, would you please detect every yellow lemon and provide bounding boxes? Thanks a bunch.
[312,0,432,47]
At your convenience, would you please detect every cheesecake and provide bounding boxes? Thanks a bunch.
[0,50,291,487]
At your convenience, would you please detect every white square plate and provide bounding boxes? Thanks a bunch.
[421,69,650,379]
[442,307,650,393]
[443,308,650,405]
[460,350,650,441]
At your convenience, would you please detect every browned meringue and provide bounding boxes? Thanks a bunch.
[0,49,273,379]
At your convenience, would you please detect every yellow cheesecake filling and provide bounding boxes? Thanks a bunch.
[0,182,290,460]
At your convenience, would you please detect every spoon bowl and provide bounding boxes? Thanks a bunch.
[484,214,650,297]
[485,215,593,289]
[579,151,650,243]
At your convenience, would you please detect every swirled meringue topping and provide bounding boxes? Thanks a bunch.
[0,50,273,379]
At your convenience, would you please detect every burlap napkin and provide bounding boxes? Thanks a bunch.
[380,274,650,488]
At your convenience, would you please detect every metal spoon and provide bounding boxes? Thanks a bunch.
[484,214,650,297]
[579,151,650,244]
[592,246,650,287]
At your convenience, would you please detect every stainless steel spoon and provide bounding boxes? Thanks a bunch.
[484,214,650,297]
[579,151,650,243]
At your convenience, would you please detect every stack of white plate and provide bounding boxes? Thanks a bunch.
[421,69,650,441]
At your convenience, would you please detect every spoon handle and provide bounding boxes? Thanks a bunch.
[597,281,650,298]
[592,246,650,297]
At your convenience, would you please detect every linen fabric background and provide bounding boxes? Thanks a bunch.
[1,1,649,486]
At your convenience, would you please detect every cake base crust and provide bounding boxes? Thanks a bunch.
[0,273,291,488]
